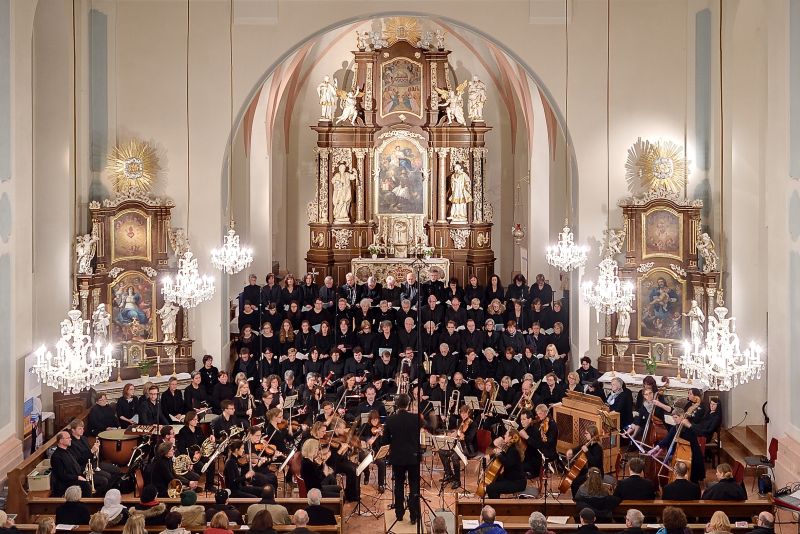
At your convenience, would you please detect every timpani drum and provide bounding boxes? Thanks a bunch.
[98,429,140,466]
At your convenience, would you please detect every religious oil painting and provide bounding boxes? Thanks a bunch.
[111,209,152,263]
[642,207,682,260]
[109,271,155,342]
[380,58,423,119]
[638,268,684,341]
[374,135,427,215]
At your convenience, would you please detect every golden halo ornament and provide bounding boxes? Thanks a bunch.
[625,137,688,195]
[382,17,422,47]
[107,139,159,195]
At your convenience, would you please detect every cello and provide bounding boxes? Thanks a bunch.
[558,438,592,494]
[655,402,700,486]
[476,432,521,497]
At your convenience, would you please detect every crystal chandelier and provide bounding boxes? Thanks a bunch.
[582,257,635,316]
[162,246,215,308]
[546,219,588,272]
[32,310,117,394]
[680,306,764,391]
[211,220,253,275]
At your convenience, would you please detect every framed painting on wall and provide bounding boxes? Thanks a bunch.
[111,209,152,263]
[637,268,685,341]
[379,57,423,120]
[109,271,156,342]
[641,207,682,260]
[373,131,428,216]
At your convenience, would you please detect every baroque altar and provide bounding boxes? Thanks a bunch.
[306,18,495,285]
[350,257,450,285]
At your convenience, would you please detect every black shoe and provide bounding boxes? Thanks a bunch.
[451,480,460,489]
[395,512,404,522]
[378,485,386,493]
[410,516,418,525]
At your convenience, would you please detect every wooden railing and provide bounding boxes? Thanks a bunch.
[13,519,341,534]
[454,517,753,534]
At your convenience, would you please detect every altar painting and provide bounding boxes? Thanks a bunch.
[638,269,684,341]
[380,58,423,119]
[109,272,155,342]
[111,209,151,263]
[374,135,427,215]
[642,207,682,260]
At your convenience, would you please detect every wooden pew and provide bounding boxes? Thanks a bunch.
[455,516,753,534]
[25,497,343,525]
[454,496,772,522]
[13,518,342,534]
[7,408,91,523]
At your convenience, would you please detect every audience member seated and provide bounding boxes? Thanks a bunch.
[159,512,189,534]
[205,489,243,525]
[615,509,645,534]
[101,489,130,527]
[291,510,316,534]
[747,512,775,534]
[304,488,336,526]
[36,518,55,534]
[206,512,234,534]
[55,485,91,525]
[575,468,609,500]
[170,490,205,528]
[247,485,291,526]
[88,512,107,534]
[574,508,600,534]
[121,515,146,534]
[706,511,732,534]
[248,510,278,534]
[614,458,657,500]
[525,512,555,534]
[701,463,747,500]
[660,461,701,501]
[660,506,688,534]
[574,467,621,522]
[0,511,19,534]
[466,506,506,534]
[128,485,167,525]
[432,516,448,534]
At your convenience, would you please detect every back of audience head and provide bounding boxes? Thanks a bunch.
[307,488,322,506]
[293,510,309,527]
[0,511,13,528]
[626,509,644,528]
[528,511,548,534]
[210,511,229,530]
[431,516,447,534]
[716,462,733,479]
[757,512,774,529]
[64,485,82,502]
[122,514,146,534]
[628,457,645,475]
[662,507,688,530]
[707,511,731,533]
[480,505,496,524]
[215,489,229,505]
[36,517,55,534]
[251,509,274,532]
[579,508,595,525]
[89,512,108,533]
[673,461,689,479]
[164,512,182,531]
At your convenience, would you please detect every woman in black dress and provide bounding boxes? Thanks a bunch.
[564,424,604,497]
[278,319,295,356]
[281,274,302,310]
[484,274,504,308]
[485,428,528,498]
[314,320,334,356]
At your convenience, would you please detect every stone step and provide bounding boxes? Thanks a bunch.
[725,426,766,457]
[746,424,767,450]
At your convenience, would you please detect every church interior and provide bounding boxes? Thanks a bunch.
[1,1,800,533]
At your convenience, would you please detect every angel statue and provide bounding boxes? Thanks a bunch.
[355,31,368,51]
[696,232,719,273]
[436,80,468,125]
[435,29,446,50]
[615,300,635,339]
[683,299,706,348]
[601,227,626,258]
[156,301,180,343]
[91,303,111,345]
[416,31,433,50]
[335,87,364,125]
[448,162,473,223]
[467,75,487,121]
[331,163,357,223]
[317,75,338,121]
[168,227,189,257]
[75,231,99,275]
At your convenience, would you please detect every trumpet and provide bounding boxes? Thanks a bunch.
[396,372,409,395]
[84,460,95,494]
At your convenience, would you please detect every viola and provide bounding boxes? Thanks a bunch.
[457,417,472,440]
[370,423,384,436]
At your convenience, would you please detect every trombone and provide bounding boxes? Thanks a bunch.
[508,389,534,421]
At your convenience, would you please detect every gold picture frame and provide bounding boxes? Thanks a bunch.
[637,267,685,342]
[379,57,423,120]
[110,208,152,264]
[641,206,683,260]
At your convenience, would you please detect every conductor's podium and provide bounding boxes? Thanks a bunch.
[553,390,621,474]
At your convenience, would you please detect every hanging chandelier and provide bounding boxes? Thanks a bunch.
[546,219,588,272]
[162,246,215,308]
[680,306,764,391]
[211,220,253,275]
[33,310,117,394]
[582,257,635,316]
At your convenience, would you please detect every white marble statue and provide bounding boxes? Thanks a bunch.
[467,75,487,121]
[435,29,446,50]
[370,31,388,49]
[335,87,363,125]
[356,31,368,51]
[602,227,626,258]
[331,163,357,223]
[615,301,635,339]
[416,31,433,50]
[156,301,180,343]
[91,304,111,345]
[168,227,189,257]
[75,232,99,275]
[696,232,719,273]
[317,76,338,121]
[448,162,473,223]
[683,299,706,348]
[436,80,468,125]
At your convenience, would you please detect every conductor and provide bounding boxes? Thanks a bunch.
[384,393,420,525]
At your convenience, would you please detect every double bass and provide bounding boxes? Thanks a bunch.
[558,436,595,494]
[656,402,700,487]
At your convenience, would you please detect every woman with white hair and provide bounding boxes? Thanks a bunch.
[55,485,90,525]
[525,511,554,534]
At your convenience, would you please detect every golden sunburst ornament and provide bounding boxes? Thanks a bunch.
[382,17,422,46]
[107,139,159,195]
[625,137,688,194]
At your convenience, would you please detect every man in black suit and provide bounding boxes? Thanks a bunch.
[304,488,337,526]
[384,393,420,524]
[50,431,91,497]
[606,377,634,430]
[290,510,317,534]
[660,461,701,500]
[614,457,657,500]
[614,509,645,534]
[747,512,775,534]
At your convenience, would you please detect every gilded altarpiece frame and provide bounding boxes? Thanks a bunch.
[373,130,429,216]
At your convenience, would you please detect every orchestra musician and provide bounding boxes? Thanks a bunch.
[139,385,169,425]
[646,407,705,483]
[50,431,92,497]
[605,377,634,430]
[355,385,386,418]
[384,393,420,525]
[67,419,118,495]
[86,393,118,436]
[223,440,262,498]
[160,376,186,423]
[150,442,197,497]
[325,418,361,503]
[244,425,280,490]
[212,400,240,439]
[299,423,341,498]
[234,380,256,428]
[116,383,138,428]
[263,408,293,456]
[564,424,604,497]
[519,404,558,479]
[484,428,527,498]
[439,404,476,489]
[357,409,387,492]
[176,410,216,493]
[623,386,670,442]
[184,371,213,412]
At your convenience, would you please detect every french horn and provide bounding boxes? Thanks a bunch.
[167,479,183,498]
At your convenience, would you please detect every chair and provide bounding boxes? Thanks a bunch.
[744,437,778,491]
[704,430,721,467]
[295,474,307,498]
[732,460,745,485]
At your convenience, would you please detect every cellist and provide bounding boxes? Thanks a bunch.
[623,387,669,442]
[564,425,604,497]
[439,404,476,489]
[483,428,527,498]
[646,407,705,484]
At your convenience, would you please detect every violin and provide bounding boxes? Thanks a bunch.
[456,417,472,440]
[539,416,550,442]
[370,422,384,436]
[277,420,301,432]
